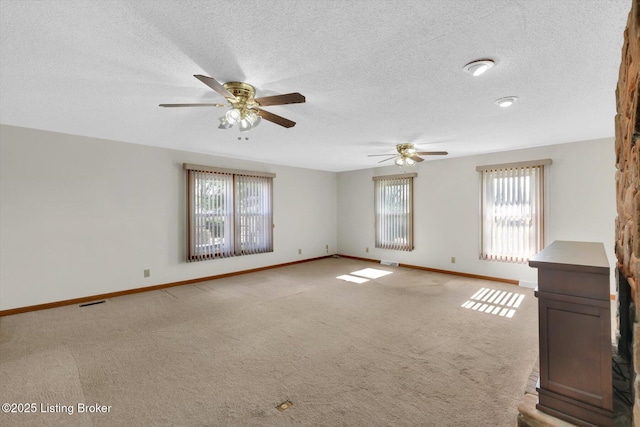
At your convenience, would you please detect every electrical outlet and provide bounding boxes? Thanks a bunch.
[326,244,329,253]
[366,247,369,253]
[450,257,455,264]
[144,269,150,277]
[298,249,302,255]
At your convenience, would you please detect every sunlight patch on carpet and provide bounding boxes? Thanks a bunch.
[336,274,369,284]
[350,268,393,279]
[337,268,393,283]
[461,288,525,318]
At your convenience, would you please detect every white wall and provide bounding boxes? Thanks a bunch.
[337,138,617,291]
[0,127,617,311]
[0,125,337,311]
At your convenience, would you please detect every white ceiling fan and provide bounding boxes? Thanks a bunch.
[368,143,448,167]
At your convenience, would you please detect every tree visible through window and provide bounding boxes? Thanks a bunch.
[478,160,550,263]
[373,174,415,251]
[185,164,274,261]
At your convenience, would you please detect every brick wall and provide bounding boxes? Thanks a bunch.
[614,0,640,421]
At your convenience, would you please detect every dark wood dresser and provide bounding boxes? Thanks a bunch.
[529,240,613,427]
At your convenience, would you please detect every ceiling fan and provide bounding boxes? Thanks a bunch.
[368,143,448,167]
[160,75,305,131]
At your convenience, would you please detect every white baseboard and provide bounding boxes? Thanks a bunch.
[518,280,537,289]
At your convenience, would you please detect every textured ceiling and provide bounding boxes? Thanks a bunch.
[0,0,631,172]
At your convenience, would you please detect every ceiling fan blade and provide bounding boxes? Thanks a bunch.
[416,151,449,156]
[410,155,425,162]
[159,103,227,107]
[194,75,237,100]
[368,153,397,157]
[256,108,296,128]
[378,156,398,163]
[254,93,306,106]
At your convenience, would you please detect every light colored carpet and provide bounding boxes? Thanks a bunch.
[0,257,538,426]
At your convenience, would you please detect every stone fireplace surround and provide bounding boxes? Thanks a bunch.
[614,0,640,423]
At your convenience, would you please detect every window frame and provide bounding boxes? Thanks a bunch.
[184,164,275,262]
[477,159,551,263]
[373,173,416,251]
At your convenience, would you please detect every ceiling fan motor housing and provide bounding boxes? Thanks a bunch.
[223,82,256,103]
[397,143,416,156]
[223,82,259,118]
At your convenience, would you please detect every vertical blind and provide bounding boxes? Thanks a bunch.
[235,174,273,256]
[186,164,274,261]
[478,160,550,263]
[373,174,415,251]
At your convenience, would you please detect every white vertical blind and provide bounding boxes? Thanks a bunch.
[479,163,546,263]
[374,175,414,251]
[235,174,273,255]
[189,170,234,260]
[186,165,274,262]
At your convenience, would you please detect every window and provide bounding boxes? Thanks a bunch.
[373,173,416,251]
[477,159,551,263]
[185,164,274,261]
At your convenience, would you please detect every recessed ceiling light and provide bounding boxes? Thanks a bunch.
[463,59,495,77]
[495,96,519,108]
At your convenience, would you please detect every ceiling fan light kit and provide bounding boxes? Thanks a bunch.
[395,156,416,167]
[218,116,232,129]
[224,108,242,124]
[219,105,261,132]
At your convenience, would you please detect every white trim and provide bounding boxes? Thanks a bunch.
[518,280,537,289]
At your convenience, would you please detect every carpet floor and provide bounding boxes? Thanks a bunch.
[0,257,538,426]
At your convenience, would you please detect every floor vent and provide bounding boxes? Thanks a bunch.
[79,300,106,307]
[276,400,292,412]
[380,260,399,267]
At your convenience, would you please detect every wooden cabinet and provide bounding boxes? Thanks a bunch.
[529,241,613,427]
